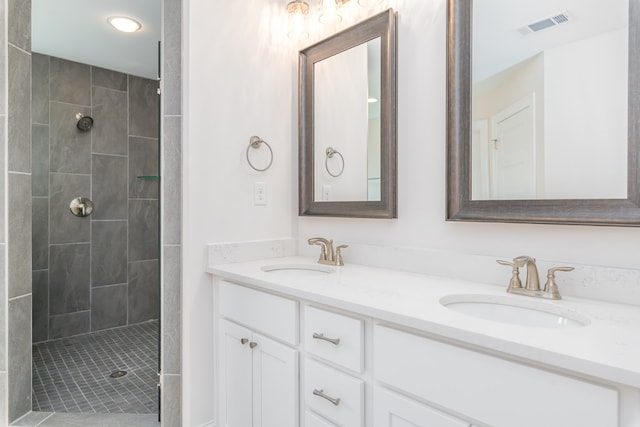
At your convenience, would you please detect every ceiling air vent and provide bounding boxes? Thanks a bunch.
[517,11,572,36]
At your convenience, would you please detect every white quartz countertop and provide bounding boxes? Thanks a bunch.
[208,256,640,389]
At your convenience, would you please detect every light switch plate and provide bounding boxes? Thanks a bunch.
[254,182,267,205]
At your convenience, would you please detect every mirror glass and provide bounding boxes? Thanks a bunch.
[314,37,382,202]
[299,10,397,218]
[471,0,629,201]
[448,0,640,226]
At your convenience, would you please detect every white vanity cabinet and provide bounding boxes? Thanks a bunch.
[373,387,470,427]
[213,272,635,427]
[218,281,299,427]
[374,324,619,427]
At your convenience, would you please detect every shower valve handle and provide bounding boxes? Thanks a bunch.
[70,197,94,218]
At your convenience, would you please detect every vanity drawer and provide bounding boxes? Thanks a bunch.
[305,411,338,427]
[303,306,364,372]
[219,280,298,345]
[304,358,364,427]
[374,325,618,427]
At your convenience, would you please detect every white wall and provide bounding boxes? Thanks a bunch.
[184,0,295,425]
[544,28,628,199]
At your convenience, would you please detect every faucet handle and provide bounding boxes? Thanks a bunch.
[497,259,523,291]
[335,244,348,266]
[547,266,574,274]
[543,266,574,299]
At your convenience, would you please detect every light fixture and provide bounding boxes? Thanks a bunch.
[367,97,378,103]
[357,0,383,6]
[319,0,351,25]
[107,16,142,33]
[287,0,310,40]
[286,0,378,38]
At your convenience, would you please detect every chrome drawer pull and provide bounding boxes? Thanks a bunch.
[240,338,249,345]
[313,332,340,346]
[313,388,340,406]
[249,342,258,349]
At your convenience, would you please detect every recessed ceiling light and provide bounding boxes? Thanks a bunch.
[367,97,379,103]
[108,16,142,33]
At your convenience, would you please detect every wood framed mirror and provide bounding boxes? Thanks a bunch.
[447,0,640,225]
[299,9,397,218]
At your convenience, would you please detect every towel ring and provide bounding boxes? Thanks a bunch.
[325,147,345,177]
[246,136,273,172]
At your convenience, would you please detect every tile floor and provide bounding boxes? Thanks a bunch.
[31,321,159,415]
[12,411,160,427]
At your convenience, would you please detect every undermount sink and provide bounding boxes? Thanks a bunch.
[440,294,590,328]
[261,263,335,276]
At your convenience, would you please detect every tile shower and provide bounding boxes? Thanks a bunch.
[29,54,160,414]
[0,0,181,421]
[31,54,160,341]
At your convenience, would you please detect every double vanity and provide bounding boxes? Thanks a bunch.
[208,255,640,427]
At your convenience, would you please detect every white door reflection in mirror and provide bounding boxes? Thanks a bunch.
[471,0,628,200]
[314,37,382,202]
[471,120,490,199]
[490,94,536,200]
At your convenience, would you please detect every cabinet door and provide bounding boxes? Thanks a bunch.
[220,319,254,427]
[374,387,470,427]
[252,333,299,427]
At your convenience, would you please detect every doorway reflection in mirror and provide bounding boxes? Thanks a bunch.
[471,0,628,201]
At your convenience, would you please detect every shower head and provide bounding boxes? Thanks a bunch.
[76,113,94,132]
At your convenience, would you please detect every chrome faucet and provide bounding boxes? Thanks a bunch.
[497,256,574,300]
[308,237,348,266]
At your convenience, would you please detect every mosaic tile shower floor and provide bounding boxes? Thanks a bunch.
[32,321,158,414]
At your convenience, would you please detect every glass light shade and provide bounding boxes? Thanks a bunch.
[287,0,310,40]
[107,16,142,33]
[357,0,383,6]
[318,0,343,25]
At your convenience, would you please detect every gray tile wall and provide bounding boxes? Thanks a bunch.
[31,54,160,343]
[9,174,32,299]
[8,0,32,422]
[9,295,32,421]
[0,246,7,423]
[161,0,183,422]
[8,46,31,174]
[0,372,6,426]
